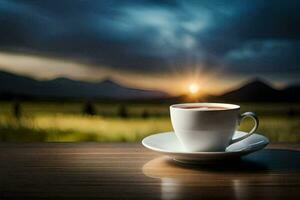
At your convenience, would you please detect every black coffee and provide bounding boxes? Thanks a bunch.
[174,105,227,110]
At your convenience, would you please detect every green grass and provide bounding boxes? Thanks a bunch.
[0,101,299,142]
[0,114,171,142]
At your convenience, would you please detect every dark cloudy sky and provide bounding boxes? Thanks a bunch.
[0,0,299,95]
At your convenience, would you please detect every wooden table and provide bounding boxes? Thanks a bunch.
[0,143,299,200]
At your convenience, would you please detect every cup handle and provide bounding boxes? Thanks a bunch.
[229,112,259,145]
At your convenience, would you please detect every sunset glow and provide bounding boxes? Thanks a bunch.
[188,83,199,94]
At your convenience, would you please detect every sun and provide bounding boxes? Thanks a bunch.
[188,83,199,94]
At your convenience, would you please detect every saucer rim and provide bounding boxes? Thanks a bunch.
[142,131,269,155]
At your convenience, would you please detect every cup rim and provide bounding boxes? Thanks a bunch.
[170,102,240,111]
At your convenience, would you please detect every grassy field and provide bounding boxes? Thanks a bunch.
[0,101,299,142]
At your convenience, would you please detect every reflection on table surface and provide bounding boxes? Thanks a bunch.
[143,149,300,200]
[0,144,299,199]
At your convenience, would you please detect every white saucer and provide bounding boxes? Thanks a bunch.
[142,131,269,163]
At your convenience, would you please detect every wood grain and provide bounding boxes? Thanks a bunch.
[0,143,299,200]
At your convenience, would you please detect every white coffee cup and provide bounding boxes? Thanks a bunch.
[170,103,259,152]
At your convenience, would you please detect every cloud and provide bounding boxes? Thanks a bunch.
[0,52,110,80]
[0,0,298,77]
[225,39,300,74]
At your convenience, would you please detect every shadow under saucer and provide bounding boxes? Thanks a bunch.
[146,149,300,173]
[170,149,300,172]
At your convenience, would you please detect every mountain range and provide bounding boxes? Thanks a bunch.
[207,78,300,102]
[0,70,299,102]
[0,71,168,99]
